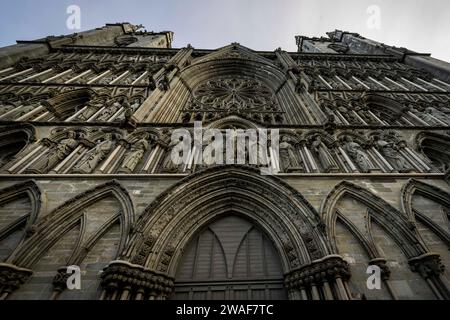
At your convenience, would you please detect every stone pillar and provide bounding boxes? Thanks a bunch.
[131,46,193,124]
[100,260,174,301]
[409,253,450,300]
[0,263,33,300]
[50,267,71,300]
[284,255,351,300]
[369,258,397,300]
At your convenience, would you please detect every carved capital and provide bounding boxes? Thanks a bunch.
[369,258,391,281]
[409,253,445,279]
[285,255,350,290]
[0,263,33,295]
[52,266,71,293]
[100,261,174,299]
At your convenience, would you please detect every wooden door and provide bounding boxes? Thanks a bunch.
[173,215,287,300]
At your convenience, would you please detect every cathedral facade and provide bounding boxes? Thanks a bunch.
[0,23,449,300]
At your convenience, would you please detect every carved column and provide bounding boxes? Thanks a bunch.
[0,263,33,300]
[131,46,194,124]
[409,253,450,300]
[50,266,71,300]
[100,261,174,301]
[275,49,321,124]
[285,255,351,300]
[369,258,397,300]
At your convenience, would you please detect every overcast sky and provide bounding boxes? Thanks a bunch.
[0,0,449,61]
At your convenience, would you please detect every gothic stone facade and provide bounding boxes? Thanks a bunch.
[0,24,449,300]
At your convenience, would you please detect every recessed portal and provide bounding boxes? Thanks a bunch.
[173,215,286,300]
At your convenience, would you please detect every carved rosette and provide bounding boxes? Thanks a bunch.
[100,261,174,300]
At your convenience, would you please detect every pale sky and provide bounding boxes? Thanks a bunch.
[1,0,449,61]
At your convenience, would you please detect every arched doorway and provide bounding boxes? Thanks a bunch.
[172,215,286,300]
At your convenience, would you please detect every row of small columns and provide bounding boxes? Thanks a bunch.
[284,255,351,300]
[0,263,33,300]
[98,261,174,301]
[0,65,149,86]
[311,70,448,93]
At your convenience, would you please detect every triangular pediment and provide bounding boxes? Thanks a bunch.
[192,43,276,66]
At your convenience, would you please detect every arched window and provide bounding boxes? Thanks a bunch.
[46,88,94,120]
[416,132,450,171]
[0,125,35,169]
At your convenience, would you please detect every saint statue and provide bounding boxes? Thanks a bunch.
[36,131,78,173]
[422,107,446,125]
[374,135,411,172]
[72,133,115,173]
[311,135,338,173]
[279,136,302,172]
[343,136,373,173]
[162,138,184,173]
[119,134,150,173]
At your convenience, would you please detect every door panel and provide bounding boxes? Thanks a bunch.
[173,215,287,300]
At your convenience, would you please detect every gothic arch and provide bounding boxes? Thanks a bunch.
[0,180,41,246]
[321,181,426,258]
[415,132,450,170]
[45,88,94,120]
[206,115,260,129]
[9,180,134,268]
[334,211,380,259]
[401,179,450,247]
[122,166,329,277]
[174,45,308,124]
[0,124,36,169]
[362,94,412,125]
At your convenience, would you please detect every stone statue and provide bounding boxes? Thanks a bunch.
[100,75,115,84]
[374,135,411,172]
[343,136,373,173]
[311,135,338,173]
[162,138,183,173]
[130,98,141,111]
[96,104,117,121]
[422,107,446,125]
[119,134,150,173]
[72,133,115,173]
[124,98,141,122]
[77,101,101,121]
[279,136,302,172]
[0,103,15,117]
[97,99,125,121]
[37,131,78,173]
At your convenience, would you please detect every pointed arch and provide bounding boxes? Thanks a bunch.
[145,43,312,124]
[10,180,134,268]
[415,132,450,171]
[0,124,36,170]
[335,210,379,259]
[206,115,260,129]
[362,94,413,125]
[321,181,426,258]
[0,180,41,241]
[401,179,450,247]
[45,88,94,120]
[122,166,329,277]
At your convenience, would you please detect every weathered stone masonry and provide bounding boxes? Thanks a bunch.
[0,23,449,300]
